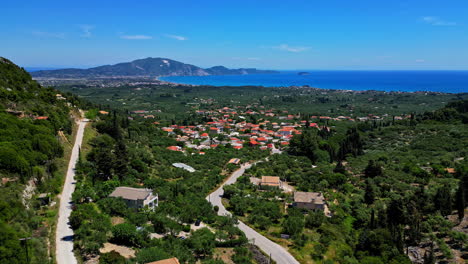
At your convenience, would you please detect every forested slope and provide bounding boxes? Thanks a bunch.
[0,57,78,263]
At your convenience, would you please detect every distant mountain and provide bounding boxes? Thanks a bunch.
[205,65,275,75]
[31,57,278,78]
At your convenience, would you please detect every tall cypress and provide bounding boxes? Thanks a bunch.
[456,179,465,221]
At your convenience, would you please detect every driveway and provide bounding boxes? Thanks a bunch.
[56,119,87,264]
[207,163,300,264]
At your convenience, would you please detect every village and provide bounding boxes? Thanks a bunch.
[149,105,402,154]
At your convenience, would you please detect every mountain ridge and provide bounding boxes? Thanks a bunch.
[31,57,278,78]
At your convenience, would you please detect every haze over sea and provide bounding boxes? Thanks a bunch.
[161,71,468,94]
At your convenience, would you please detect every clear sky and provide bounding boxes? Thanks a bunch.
[1,0,467,70]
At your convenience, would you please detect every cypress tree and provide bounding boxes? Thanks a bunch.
[456,180,465,221]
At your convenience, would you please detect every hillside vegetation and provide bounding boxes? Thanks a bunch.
[0,58,78,263]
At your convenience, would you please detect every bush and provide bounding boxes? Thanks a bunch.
[306,210,325,229]
[111,223,140,247]
[189,228,216,256]
[99,250,126,264]
[135,247,171,264]
[97,197,129,217]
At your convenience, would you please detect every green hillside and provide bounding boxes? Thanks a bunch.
[0,57,77,264]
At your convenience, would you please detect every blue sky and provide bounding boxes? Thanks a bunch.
[1,0,467,70]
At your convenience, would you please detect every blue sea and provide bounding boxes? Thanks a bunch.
[161,71,468,93]
[25,67,61,72]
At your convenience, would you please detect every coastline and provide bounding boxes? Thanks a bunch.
[157,75,462,95]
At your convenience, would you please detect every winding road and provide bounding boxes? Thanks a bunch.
[207,163,300,264]
[55,119,87,264]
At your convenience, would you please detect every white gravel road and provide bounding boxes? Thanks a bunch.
[55,119,87,264]
[207,163,300,264]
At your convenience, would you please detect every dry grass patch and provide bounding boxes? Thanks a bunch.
[213,247,235,264]
[99,243,135,259]
[111,216,125,225]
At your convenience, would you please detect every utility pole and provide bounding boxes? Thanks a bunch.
[19,237,32,264]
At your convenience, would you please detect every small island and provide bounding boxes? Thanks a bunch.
[298,71,311,75]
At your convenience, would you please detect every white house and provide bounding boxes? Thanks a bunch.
[109,187,158,210]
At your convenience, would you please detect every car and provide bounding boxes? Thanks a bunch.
[195,219,201,226]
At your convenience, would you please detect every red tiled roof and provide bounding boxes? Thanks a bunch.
[167,146,181,151]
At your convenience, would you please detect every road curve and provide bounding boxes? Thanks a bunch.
[207,163,300,264]
[56,119,87,264]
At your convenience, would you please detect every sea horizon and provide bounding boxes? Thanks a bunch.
[161,70,468,94]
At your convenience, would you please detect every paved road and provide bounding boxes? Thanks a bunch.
[56,119,87,264]
[207,163,300,264]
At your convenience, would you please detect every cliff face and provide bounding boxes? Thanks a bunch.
[31,57,278,78]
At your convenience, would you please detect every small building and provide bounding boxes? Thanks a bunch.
[293,191,325,211]
[173,163,196,173]
[228,158,240,165]
[167,146,182,151]
[260,176,282,188]
[146,257,180,264]
[37,193,50,206]
[109,187,158,210]
[209,127,220,134]
[445,168,456,174]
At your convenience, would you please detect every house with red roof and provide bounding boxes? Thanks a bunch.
[209,127,220,134]
[250,140,259,146]
[309,123,318,128]
[167,146,182,151]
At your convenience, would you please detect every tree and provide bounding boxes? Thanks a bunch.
[232,246,253,264]
[305,210,325,229]
[189,228,216,257]
[111,223,139,247]
[97,197,129,217]
[99,250,126,264]
[114,139,128,181]
[434,184,452,217]
[364,160,383,178]
[334,161,346,174]
[386,199,405,252]
[289,129,319,162]
[406,201,422,245]
[0,221,26,264]
[87,134,115,181]
[135,247,171,264]
[337,127,363,160]
[455,179,465,221]
[223,185,237,199]
[423,243,435,264]
[282,216,305,238]
[364,179,377,205]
